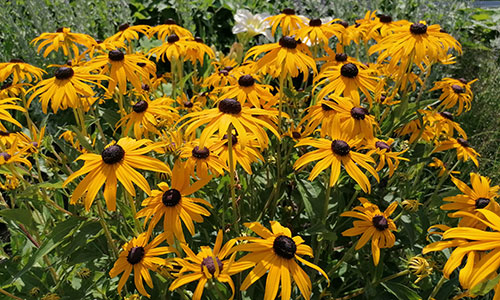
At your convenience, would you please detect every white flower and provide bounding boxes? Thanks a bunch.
[232,9,272,41]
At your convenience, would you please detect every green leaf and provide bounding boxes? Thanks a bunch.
[5,217,81,287]
[381,282,420,300]
[0,208,34,229]
[470,273,500,296]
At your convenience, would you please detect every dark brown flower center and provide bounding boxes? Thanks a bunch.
[292,131,301,139]
[380,95,387,103]
[350,107,368,120]
[141,84,150,91]
[54,67,74,80]
[341,63,359,78]
[201,256,223,274]
[219,69,229,76]
[309,18,322,26]
[132,100,148,113]
[457,138,469,148]
[273,235,296,259]
[335,53,348,62]
[378,14,392,23]
[192,146,210,159]
[331,140,350,156]
[194,37,204,43]
[223,66,234,72]
[279,36,297,49]
[162,188,181,207]
[127,246,145,264]
[108,50,125,61]
[440,111,454,120]
[167,34,180,43]
[410,23,427,35]
[164,18,177,25]
[183,101,194,108]
[451,84,465,94]
[238,75,255,87]
[56,27,64,33]
[375,141,391,151]
[458,78,468,84]
[118,23,130,31]
[0,152,11,161]
[282,8,295,15]
[218,98,242,114]
[372,215,389,231]
[223,134,238,146]
[336,20,349,28]
[101,145,125,164]
[9,58,24,63]
[475,197,490,209]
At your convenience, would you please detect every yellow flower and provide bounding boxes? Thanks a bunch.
[136,160,212,244]
[366,138,409,177]
[245,36,316,79]
[0,59,45,84]
[341,197,398,265]
[408,256,433,283]
[148,19,193,40]
[294,116,379,193]
[148,34,190,62]
[369,21,462,70]
[219,74,274,108]
[179,98,279,149]
[86,49,156,97]
[314,62,378,105]
[264,8,308,36]
[428,157,460,177]
[401,200,422,212]
[109,232,176,297]
[170,230,251,300]
[27,66,108,113]
[116,97,179,139]
[232,221,329,300]
[63,137,172,211]
[433,137,480,167]
[441,173,500,229]
[184,37,216,65]
[328,96,378,140]
[0,97,26,128]
[31,27,95,58]
[298,98,338,138]
[179,138,228,178]
[357,11,410,42]
[104,23,150,45]
[429,77,478,115]
[292,18,344,45]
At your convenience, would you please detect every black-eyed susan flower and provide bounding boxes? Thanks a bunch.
[0,137,32,168]
[136,161,212,245]
[265,8,308,36]
[86,49,156,97]
[211,132,264,174]
[358,11,410,42]
[408,256,433,283]
[175,92,205,113]
[31,27,95,58]
[423,209,500,291]
[292,18,344,46]
[314,62,378,105]
[219,74,274,108]
[369,21,462,70]
[284,121,312,142]
[232,221,329,300]
[433,137,480,167]
[441,173,500,229]
[104,24,150,45]
[294,116,379,193]
[298,98,338,138]
[429,77,478,116]
[148,34,190,62]
[116,97,179,138]
[184,37,216,65]
[0,59,45,84]
[245,36,316,79]
[148,19,193,41]
[63,137,172,211]
[170,230,251,300]
[317,48,358,71]
[341,197,397,265]
[203,66,238,89]
[328,96,378,140]
[179,98,279,149]
[179,138,227,178]
[109,232,176,297]
[422,110,467,139]
[27,66,108,113]
[366,138,409,177]
[16,125,46,154]
[428,157,460,177]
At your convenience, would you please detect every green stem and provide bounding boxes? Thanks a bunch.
[327,243,356,278]
[322,171,333,223]
[97,201,119,259]
[0,288,23,300]
[126,191,142,235]
[428,275,446,300]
